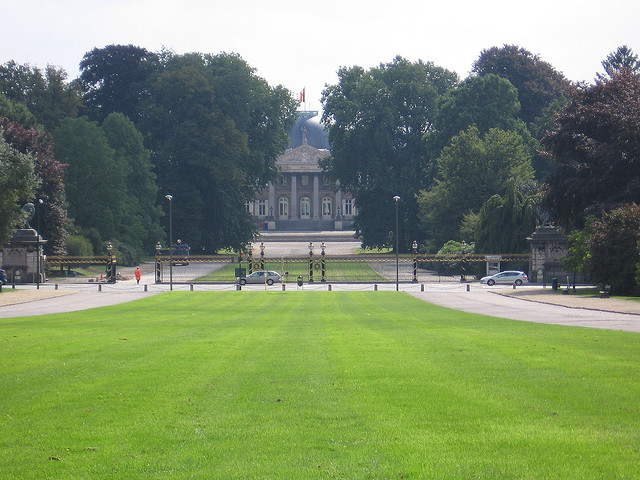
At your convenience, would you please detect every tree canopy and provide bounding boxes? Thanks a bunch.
[0,130,39,245]
[0,61,83,131]
[139,51,297,252]
[418,126,534,251]
[475,183,539,254]
[80,45,159,122]
[472,45,571,126]
[321,56,459,249]
[0,117,67,253]
[600,45,640,78]
[541,70,640,230]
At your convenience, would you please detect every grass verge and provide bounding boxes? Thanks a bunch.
[196,260,387,283]
[1,292,639,479]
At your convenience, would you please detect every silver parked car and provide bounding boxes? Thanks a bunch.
[237,270,282,285]
[480,270,528,286]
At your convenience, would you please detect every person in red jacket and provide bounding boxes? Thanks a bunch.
[134,267,141,284]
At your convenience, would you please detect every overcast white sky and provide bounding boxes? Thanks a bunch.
[2,0,639,111]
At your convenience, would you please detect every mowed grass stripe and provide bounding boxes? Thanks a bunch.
[1,292,639,479]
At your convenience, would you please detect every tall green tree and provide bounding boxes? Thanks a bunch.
[472,45,570,125]
[80,45,159,122]
[430,73,523,151]
[53,117,126,245]
[0,131,39,245]
[101,112,163,252]
[600,45,640,78]
[140,52,297,252]
[321,56,458,249]
[541,71,640,230]
[475,183,539,253]
[471,45,571,180]
[0,61,82,131]
[418,126,534,251]
[0,93,37,128]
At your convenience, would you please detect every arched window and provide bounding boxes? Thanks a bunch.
[278,197,289,218]
[322,197,332,218]
[300,197,310,219]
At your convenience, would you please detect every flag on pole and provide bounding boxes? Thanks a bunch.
[299,88,306,104]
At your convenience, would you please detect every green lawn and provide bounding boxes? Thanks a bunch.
[1,292,639,479]
[196,260,387,283]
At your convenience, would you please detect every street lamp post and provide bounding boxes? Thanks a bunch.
[248,242,254,274]
[321,241,326,283]
[308,242,314,283]
[165,194,173,291]
[36,198,43,289]
[260,242,265,270]
[155,242,162,283]
[106,241,116,283]
[393,195,400,291]
[412,240,418,283]
[461,240,467,283]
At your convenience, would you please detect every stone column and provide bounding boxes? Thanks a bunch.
[312,174,320,220]
[268,182,275,215]
[335,189,343,218]
[290,174,297,219]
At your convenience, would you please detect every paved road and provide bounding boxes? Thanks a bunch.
[2,281,640,333]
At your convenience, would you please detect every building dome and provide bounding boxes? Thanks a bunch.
[288,111,330,150]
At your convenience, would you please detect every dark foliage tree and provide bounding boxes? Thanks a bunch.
[0,117,68,253]
[321,56,458,249]
[472,45,571,126]
[585,204,640,295]
[541,71,640,231]
[0,61,82,131]
[0,130,39,245]
[80,45,159,122]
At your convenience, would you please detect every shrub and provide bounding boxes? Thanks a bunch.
[65,234,93,256]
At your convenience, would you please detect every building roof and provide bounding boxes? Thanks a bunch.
[278,111,330,173]
[288,111,330,150]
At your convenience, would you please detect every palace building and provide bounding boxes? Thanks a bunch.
[249,111,355,231]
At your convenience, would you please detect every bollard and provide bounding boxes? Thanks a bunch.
[55,284,59,290]
[374,284,378,291]
[236,283,241,291]
[421,283,424,292]
[328,284,332,291]
[190,284,194,291]
[281,283,286,291]
[467,284,470,292]
[513,283,516,289]
[98,284,102,292]
[144,284,148,292]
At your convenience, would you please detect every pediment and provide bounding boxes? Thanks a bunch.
[277,143,330,173]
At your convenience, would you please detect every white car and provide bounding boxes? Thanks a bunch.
[480,271,528,286]
[237,270,282,285]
